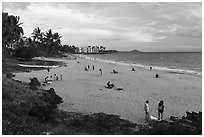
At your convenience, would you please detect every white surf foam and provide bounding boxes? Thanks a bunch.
[80,54,202,76]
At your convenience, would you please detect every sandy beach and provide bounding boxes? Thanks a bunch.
[14,56,202,124]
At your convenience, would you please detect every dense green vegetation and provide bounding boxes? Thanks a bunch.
[2,12,78,60]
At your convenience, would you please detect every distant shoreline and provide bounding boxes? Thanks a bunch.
[80,54,202,77]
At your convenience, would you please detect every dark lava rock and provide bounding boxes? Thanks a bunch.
[28,88,63,121]
[29,77,41,90]
[145,111,202,135]
[43,88,63,108]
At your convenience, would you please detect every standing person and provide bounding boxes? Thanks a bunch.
[150,67,152,71]
[99,68,102,76]
[60,74,62,81]
[144,100,150,121]
[88,65,90,69]
[93,65,95,70]
[158,100,164,121]
[54,74,57,80]
[47,66,50,73]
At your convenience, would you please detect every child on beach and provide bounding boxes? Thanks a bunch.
[144,100,150,121]
[131,67,135,71]
[158,100,164,120]
[45,76,49,83]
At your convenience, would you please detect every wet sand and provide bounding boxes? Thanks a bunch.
[14,57,202,124]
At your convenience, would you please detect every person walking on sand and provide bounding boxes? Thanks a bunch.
[47,66,50,73]
[99,68,102,76]
[144,100,150,121]
[158,100,164,120]
[60,74,62,81]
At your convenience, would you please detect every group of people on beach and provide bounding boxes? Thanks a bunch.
[84,64,103,76]
[44,74,62,83]
[85,65,95,71]
[144,100,164,121]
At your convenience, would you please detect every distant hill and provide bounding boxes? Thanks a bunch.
[129,49,141,53]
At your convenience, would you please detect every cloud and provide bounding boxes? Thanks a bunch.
[2,2,202,51]
[2,2,31,10]
[58,27,113,36]
[125,31,167,43]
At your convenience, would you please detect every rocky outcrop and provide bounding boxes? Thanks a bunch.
[29,77,41,90]
[140,111,202,135]
[28,88,63,121]
[43,88,63,109]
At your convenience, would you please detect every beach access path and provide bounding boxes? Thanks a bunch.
[14,56,202,124]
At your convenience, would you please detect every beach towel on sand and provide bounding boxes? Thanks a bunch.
[150,115,158,121]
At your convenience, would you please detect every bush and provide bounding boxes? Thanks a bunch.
[2,102,50,135]
[2,92,13,101]
[28,88,63,121]
[6,72,15,79]
[29,77,41,90]
[15,47,38,60]
[36,49,48,57]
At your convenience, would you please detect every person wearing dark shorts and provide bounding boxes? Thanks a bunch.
[158,100,164,120]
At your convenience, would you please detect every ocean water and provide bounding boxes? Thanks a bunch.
[83,52,202,76]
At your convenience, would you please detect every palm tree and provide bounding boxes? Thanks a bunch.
[2,12,24,51]
[44,29,62,55]
[50,32,62,54]
[44,29,53,45]
[43,29,53,54]
[32,27,43,43]
[31,27,45,50]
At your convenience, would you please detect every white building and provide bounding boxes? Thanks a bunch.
[92,46,99,53]
[87,46,92,53]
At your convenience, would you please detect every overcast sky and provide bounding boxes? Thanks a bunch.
[2,2,202,52]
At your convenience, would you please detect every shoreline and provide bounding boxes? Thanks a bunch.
[79,54,202,77]
[14,55,202,124]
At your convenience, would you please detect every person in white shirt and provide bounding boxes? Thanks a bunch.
[144,100,150,121]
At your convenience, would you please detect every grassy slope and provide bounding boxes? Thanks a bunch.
[2,76,51,134]
[2,57,61,134]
